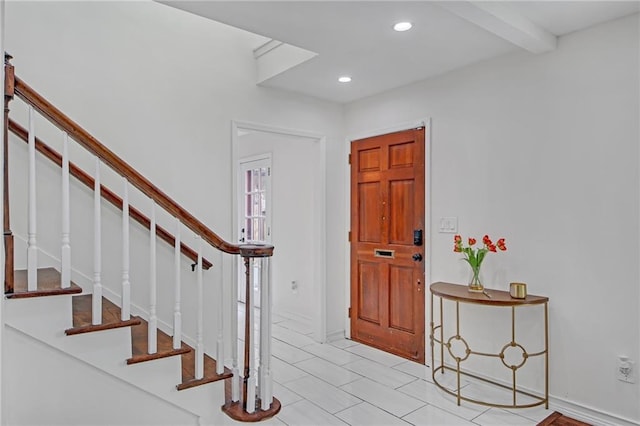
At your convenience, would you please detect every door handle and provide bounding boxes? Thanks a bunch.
[412,253,423,262]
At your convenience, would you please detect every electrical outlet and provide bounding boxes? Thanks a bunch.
[617,356,635,383]
[291,280,298,294]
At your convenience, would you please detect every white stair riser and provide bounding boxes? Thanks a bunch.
[5,295,73,334]
[4,326,199,426]
[5,295,226,425]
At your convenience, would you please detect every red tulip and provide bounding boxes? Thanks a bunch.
[483,235,491,245]
[488,244,497,252]
[454,235,462,243]
[468,238,476,246]
[454,245,461,252]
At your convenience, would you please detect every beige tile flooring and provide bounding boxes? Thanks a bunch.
[237,305,552,426]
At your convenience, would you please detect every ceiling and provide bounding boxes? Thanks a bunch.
[161,1,639,104]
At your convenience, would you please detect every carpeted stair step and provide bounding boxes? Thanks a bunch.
[7,268,82,299]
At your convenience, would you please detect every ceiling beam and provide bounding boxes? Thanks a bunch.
[254,41,317,85]
[254,39,284,59]
[438,1,557,54]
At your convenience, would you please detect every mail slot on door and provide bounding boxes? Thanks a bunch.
[374,249,395,259]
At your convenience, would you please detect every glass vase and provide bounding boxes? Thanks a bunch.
[468,266,484,293]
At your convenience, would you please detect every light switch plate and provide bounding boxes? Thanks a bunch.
[439,217,458,233]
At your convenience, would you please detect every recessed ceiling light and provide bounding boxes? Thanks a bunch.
[338,76,352,83]
[393,22,413,32]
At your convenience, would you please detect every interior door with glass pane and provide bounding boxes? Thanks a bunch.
[238,156,271,304]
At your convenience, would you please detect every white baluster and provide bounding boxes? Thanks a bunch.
[195,236,204,379]
[60,132,70,289]
[148,201,157,354]
[173,218,182,350]
[27,106,38,291]
[121,178,130,320]
[216,257,224,375]
[92,157,102,325]
[259,257,273,410]
[232,256,240,402]
[246,258,257,413]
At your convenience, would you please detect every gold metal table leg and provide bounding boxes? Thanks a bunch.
[456,301,461,405]
[430,292,434,378]
[512,306,516,406]
[544,302,549,409]
[440,297,444,374]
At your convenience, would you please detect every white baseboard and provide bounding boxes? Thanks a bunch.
[549,395,639,426]
[435,360,639,426]
[326,329,345,343]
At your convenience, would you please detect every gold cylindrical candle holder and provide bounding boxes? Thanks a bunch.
[510,282,527,299]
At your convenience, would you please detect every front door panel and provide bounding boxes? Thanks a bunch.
[350,128,425,363]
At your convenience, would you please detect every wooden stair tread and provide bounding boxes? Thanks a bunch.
[177,346,232,390]
[7,268,82,299]
[15,273,229,390]
[537,412,591,426]
[127,317,191,364]
[66,294,141,335]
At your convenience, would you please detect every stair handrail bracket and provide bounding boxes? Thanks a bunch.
[3,56,280,421]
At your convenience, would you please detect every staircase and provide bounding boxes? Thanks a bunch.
[2,54,280,424]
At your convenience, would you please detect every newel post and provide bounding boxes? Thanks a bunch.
[222,244,281,422]
[3,52,14,294]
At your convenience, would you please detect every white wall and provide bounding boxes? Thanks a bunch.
[344,13,639,423]
[4,326,198,426]
[5,1,638,423]
[0,0,6,424]
[237,130,319,329]
[4,0,345,360]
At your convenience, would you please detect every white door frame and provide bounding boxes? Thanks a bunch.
[343,118,432,349]
[237,154,272,305]
[231,120,327,343]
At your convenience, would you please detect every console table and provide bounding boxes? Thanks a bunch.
[429,282,548,409]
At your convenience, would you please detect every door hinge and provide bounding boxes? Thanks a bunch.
[348,307,352,318]
[348,231,352,242]
[348,153,352,164]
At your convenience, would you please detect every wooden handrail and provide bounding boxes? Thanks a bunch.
[8,118,213,270]
[13,75,273,258]
[7,61,279,419]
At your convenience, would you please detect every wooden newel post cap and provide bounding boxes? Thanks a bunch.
[239,244,274,258]
[4,53,15,99]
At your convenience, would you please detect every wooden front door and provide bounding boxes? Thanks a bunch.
[350,128,425,363]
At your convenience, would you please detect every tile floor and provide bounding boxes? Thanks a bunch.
[236,305,552,426]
